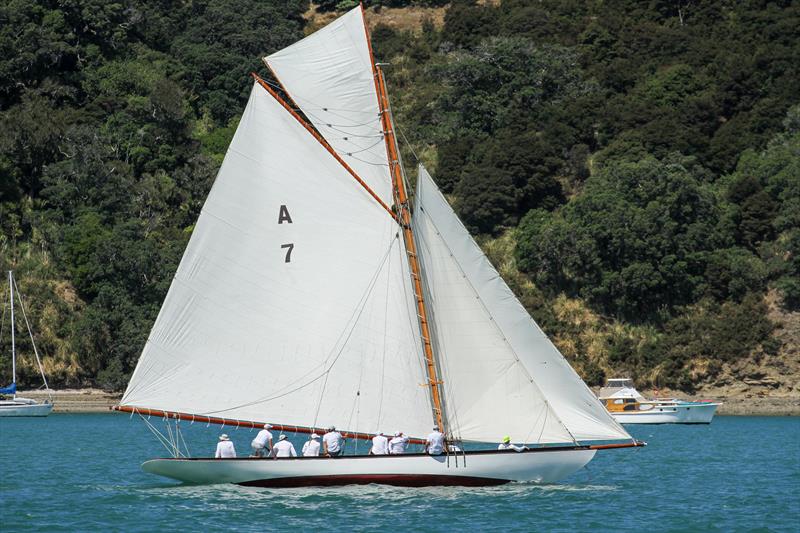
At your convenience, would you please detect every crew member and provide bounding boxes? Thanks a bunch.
[370,431,389,455]
[302,434,321,457]
[215,434,236,458]
[389,431,409,454]
[251,423,273,457]
[426,426,445,455]
[272,434,297,458]
[323,426,344,457]
[497,436,527,452]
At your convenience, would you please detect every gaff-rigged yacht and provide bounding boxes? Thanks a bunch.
[599,379,720,424]
[113,6,643,487]
[0,271,54,417]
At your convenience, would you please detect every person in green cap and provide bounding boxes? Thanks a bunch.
[497,436,527,452]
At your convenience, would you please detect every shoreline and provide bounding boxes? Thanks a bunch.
[14,389,800,416]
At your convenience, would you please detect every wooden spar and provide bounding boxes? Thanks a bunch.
[360,6,446,434]
[111,405,426,445]
[588,441,647,450]
[250,73,398,224]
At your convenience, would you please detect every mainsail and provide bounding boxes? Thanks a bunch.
[121,83,433,438]
[414,166,632,443]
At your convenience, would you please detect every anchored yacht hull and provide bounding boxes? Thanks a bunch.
[0,399,54,417]
[611,402,719,424]
[142,447,597,487]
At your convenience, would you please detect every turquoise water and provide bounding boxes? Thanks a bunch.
[1,414,798,532]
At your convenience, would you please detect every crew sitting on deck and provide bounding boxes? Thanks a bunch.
[272,434,297,458]
[389,431,409,454]
[497,436,528,452]
[215,434,236,458]
[250,423,273,457]
[426,426,445,455]
[302,433,321,457]
[323,426,344,457]
[369,431,389,455]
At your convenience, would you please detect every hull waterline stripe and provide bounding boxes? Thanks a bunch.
[238,473,509,488]
[111,405,426,445]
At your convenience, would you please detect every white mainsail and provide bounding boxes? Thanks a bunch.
[265,7,392,205]
[121,84,433,438]
[413,166,632,443]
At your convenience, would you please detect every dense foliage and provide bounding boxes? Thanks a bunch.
[1,0,797,391]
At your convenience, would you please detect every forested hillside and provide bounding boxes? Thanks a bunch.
[1,0,798,394]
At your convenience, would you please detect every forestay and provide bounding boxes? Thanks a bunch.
[121,84,433,439]
[414,166,632,443]
[265,7,392,206]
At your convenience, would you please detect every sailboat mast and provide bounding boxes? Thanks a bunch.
[361,9,446,434]
[8,271,15,396]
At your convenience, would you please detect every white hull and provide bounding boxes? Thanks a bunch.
[611,403,719,424]
[142,447,597,487]
[0,398,54,417]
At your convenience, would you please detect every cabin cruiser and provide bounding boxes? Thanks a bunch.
[598,378,720,424]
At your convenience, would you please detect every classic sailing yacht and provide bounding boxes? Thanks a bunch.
[0,271,54,417]
[114,6,643,486]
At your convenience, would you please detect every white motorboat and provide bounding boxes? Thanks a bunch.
[599,379,720,424]
[113,6,643,487]
[0,271,54,417]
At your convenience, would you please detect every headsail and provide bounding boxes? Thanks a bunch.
[121,84,433,438]
[414,166,632,443]
[265,7,392,205]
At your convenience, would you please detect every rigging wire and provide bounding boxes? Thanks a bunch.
[12,276,52,399]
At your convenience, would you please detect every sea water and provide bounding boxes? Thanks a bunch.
[0,414,798,532]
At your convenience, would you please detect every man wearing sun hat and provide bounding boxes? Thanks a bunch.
[251,423,274,457]
[272,434,297,458]
[389,431,409,454]
[215,434,237,458]
[302,434,321,457]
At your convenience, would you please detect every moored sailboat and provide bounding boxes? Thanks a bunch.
[0,271,54,417]
[114,6,643,486]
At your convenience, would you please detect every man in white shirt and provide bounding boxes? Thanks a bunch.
[215,434,236,458]
[426,426,445,455]
[389,431,409,454]
[250,423,273,457]
[302,434,321,457]
[497,436,527,452]
[272,434,297,458]
[369,431,389,455]
[323,426,344,457]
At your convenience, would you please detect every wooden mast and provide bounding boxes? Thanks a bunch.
[360,6,446,434]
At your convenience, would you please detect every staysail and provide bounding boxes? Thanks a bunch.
[265,7,392,205]
[414,166,632,443]
[121,84,433,438]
